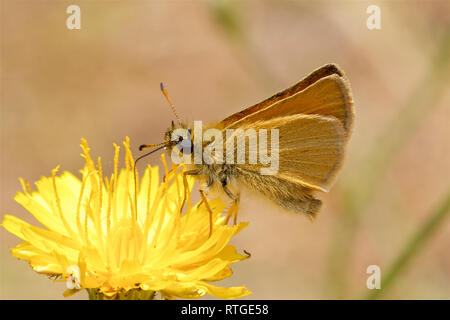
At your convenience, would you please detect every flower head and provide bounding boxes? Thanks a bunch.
[2,137,251,299]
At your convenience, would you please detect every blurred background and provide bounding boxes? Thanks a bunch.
[1,0,449,299]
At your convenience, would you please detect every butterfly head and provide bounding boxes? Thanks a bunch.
[164,121,193,155]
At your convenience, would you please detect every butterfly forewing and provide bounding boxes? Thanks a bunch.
[229,114,345,191]
[219,64,353,137]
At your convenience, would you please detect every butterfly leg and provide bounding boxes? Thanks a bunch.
[223,184,240,225]
[183,169,214,237]
[181,170,199,215]
[199,189,213,238]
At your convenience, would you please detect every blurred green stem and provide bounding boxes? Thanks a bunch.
[324,31,450,298]
[207,0,282,90]
[87,288,156,300]
[366,191,450,299]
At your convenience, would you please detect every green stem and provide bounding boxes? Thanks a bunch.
[324,31,450,298]
[87,288,156,300]
[367,191,450,299]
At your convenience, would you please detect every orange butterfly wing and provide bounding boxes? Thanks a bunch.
[219,63,354,138]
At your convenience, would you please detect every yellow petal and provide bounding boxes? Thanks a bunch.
[202,282,252,299]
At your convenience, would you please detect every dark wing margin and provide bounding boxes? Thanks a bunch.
[219,63,349,129]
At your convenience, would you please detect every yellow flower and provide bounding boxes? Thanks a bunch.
[2,137,251,299]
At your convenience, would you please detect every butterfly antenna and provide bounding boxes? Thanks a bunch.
[138,142,165,151]
[160,82,181,124]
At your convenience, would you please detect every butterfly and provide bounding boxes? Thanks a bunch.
[138,63,354,226]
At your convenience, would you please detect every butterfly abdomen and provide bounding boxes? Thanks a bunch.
[234,167,322,218]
